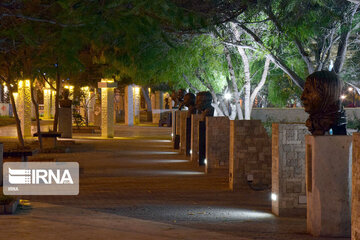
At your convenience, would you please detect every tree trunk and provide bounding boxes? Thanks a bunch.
[224,46,243,120]
[30,78,43,150]
[8,83,24,147]
[238,47,251,120]
[333,3,359,73]
[141,87,152,112]
[250,57,271,116]
[53,69,61,131]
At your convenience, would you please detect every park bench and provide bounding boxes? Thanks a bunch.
[33,131,62,149]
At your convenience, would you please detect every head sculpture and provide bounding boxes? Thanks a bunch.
[300,70,346,135]
[195,91,214,120]
[60,89,72,108]
[179,93,196,116]
[177,89,186,103]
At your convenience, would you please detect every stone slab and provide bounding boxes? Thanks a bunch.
[229,120,271,191]
[353,133,360,240]
[272,123,308,217]
[59,107,72,138]
[191,114,202,163]
[306,135,352,237]
[206,117,230,174]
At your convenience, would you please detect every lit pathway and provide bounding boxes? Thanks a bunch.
[0,124,349,240]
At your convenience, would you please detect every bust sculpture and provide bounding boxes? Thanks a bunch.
[177,89,186,108]
[300,70,346,135]
[60,89,72,108]
[179,93,196,117]
[195,91,214,121]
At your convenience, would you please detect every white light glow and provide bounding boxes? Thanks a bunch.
[224,93,232,100]
[190,150,192,155]
[349,87,353,92]
[171,133,174,137]
[340,95,346,100]
[271,193,277,201]
[204,158,207,165]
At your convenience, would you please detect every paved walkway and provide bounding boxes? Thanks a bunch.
[0,124,348,240]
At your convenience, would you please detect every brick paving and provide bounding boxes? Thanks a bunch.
[0,124,350,239]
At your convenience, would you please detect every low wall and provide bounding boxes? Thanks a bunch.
[272,123,308,217]
[205,117,230,173]
[191,114,202,164]
[251,107,360,123]
[229,120,271,190]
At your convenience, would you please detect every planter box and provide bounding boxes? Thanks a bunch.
[0,199,19,215]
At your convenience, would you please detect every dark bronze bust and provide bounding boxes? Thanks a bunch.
[60,89,72,108]
[179,93,196,117]
[195,91,215,121]
[300,70,346,135]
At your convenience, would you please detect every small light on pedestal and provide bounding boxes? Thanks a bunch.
[271,193,277,201]
[340,95,346,100]
[204,158,207,165]
[348,87,353,92]
[190,150,192,155]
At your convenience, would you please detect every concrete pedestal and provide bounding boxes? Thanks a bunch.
[98,80,117,138]
[306,135,352,237]
[43,87,51,119]
[59,107,72,138]
[179,111,188,154]
[206,117,230,174]
[94,99,101,127]
[173,110,181,149]
[125,85,134,126]
[191,114,202,163]
[152,91,164,124]
[353,133,360,239]
[229,120,271,191]
[272,123,308,217]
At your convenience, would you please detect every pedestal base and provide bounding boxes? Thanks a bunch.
[306,135,351,237]
[59,107,72,138]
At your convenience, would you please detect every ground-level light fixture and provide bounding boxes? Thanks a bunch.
[340,95,346,100]
[190,149,192,155]
[271,193,277,201]
[204,158,207,165]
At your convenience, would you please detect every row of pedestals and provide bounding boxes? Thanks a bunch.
[172,110,360,238]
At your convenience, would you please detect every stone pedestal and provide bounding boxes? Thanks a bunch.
[18,80,31,137]
[306,135,352,237]
[191,114,202,163]
[353,133,360,239]
[173,110,181,149]
[133,86,141,125]
[59,107,72,138]
[272,123,308,217]
[206,117,230,174]
[179,111,188,154]
[98,80,117,138]
[43,86,51,119]
[229,120,271,191]
[171,109,177,141]
[152,91,163,124]
[125,85,134,126]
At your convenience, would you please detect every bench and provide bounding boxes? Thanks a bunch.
[3,150,38,162]
[33,132,62,149]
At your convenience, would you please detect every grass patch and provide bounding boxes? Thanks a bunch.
[0,116,16,126]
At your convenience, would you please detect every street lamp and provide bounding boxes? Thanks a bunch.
[348,87,355,107]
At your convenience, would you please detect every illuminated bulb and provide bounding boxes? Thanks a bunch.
[204,158,207,165]
[171,133,174,137]
[224,93,232,100]
[348,87,353,92]
[190,150,192,155]
[271,193,277,201]
[340,95,346,100]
